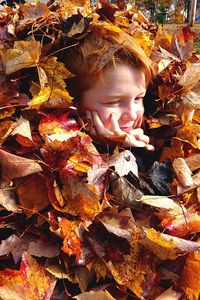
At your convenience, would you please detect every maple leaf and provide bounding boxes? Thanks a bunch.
[1,40,41,75]
[17,173,50,217]
[185,154,200,172]
[108,150,138,177]
[59,218,82,259]
[140,195,185,219]
[38,56,73,90]
[0,252,56,300]
[74,290,115,300]
[11,116,33,147]
[20,2,51,24]
[106,229,156,298]
[179,248,200,300]
[53,173,101,220]
[0,79,19,105]
[176,123,200,150]
[140,228,200,260]
[0,149,42,180]
[28,86,73,110]
[0,180,21,212]
[155,287,182,300]
[178,63,200,94]
[0,120,16,144]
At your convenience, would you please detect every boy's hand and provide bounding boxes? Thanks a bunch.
[86,111,154,151]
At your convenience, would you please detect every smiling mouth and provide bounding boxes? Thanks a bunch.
[120,125,134,132]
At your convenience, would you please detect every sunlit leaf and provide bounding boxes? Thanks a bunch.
[0,252,56,300]
[1,40,41,75]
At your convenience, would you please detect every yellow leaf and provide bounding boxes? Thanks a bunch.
[180,250,200,300]
[107,229,155,298]
[176,123,200,150]
[67,154,91,173]
[130,30,152,57]
[39,56,73,90]
[102,22,122,33]
[59,173,101,220]
[1,40,41,75]
[141,228,200,260]
[28,86,73,109]
[141,228,177,260]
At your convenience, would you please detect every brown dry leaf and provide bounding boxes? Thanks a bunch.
[74,290,115,300]
[160,139,185,162]
[107,229,155,298]
[108,150,138,177]
[176,123,200,149]
[0,107,15,120]
[68,17,86,38]
[74,266,95,293]
[20,2,51,23]
[140,228,200,260]
[17,173,50,217]
[60,173,101,220]
[91,259,109,281]
[0,120,15,144]
[185,154,200,172]
[139,195,184,218]
[172,158,193,187]
[178,63,200,94]
[11,116,33,144]
[0,80,19,105]
[177,170,200,195]
[0,181,21,212]
[0,149,42,179]
[180,248,200,300]
[27,240,60,258]
[45,260,69,279]
[1,40,41,75]
[155,287,182,300]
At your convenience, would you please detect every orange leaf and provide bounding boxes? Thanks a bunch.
[60,173,101,220]
[0,252,56,300]
[60,218,82,259]
[180,249,200,300]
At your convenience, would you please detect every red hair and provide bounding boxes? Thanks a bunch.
[64,26,156,99]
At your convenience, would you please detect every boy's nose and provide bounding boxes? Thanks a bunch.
[121,108,137,121]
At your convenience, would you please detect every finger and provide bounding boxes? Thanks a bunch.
[110,113,124,135]
[146,144,155,151]
[135,134,150,145]
[92,111,112,137]
[130,128,144,136]
[124,135,147,148]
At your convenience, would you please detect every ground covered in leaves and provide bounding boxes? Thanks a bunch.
[0,0,200,299]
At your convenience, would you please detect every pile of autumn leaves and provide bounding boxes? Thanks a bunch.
[0,1,200,299]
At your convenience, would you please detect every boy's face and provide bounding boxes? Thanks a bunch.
[79,64,146,134]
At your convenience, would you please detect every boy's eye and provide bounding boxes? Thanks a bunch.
[135,97,143,103]
[104,100,120,106]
